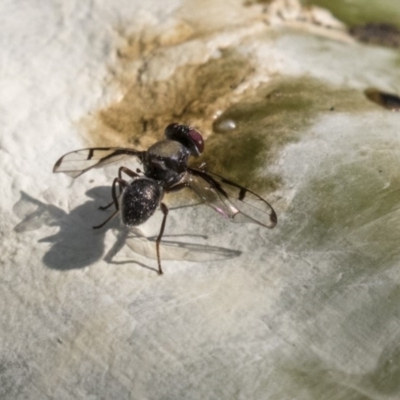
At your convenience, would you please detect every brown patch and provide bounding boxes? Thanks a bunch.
[349,23,400,48]
[79,19,377,198]
[243,0,274,6]
[115,22,196,64]
[84,48,254,150]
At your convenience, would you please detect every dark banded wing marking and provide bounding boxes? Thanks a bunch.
[186,168,277,228]
[53,147,145,178]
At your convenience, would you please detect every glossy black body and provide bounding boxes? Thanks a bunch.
[121,178,164,226]
[143,140,190,183]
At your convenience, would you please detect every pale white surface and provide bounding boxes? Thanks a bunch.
[2,0,400,399]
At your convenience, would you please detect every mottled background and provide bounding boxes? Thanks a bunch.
[2,0,400,399]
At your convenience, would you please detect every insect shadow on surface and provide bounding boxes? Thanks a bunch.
[13,190,241,273]
[53,123,277,275]
[13,188,113,270]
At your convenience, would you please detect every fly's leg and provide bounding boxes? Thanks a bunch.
[99,167,141,210]
[99,200,117,211]
[156,202,169,275]
[118,166,141,180]
[93,178,128,229]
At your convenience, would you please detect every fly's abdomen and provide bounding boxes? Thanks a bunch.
[121,178,163,226]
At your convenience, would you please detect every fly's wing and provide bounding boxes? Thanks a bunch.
[105,228,241,263]
[186,168,277,228]
[53,147,145,178]
[125,235,241,262]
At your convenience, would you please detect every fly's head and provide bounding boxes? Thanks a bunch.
[164,123,204,157]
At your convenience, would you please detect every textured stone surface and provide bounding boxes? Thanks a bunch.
[2,0,400,399]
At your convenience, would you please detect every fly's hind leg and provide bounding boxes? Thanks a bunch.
[99,167,141,210]
[93,178,128,229]
[156,203,169,275]
[99,201,117,211]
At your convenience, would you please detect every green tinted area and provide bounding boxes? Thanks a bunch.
[302,0,400,28]
[280,153,400,245]
[86,38,374,196]
[198,78,374,192]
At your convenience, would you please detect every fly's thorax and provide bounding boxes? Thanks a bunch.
[143,140,190,181]
[120,177,163,226]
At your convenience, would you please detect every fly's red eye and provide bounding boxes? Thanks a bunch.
[188,129,204,154]
[164,123,204,156]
